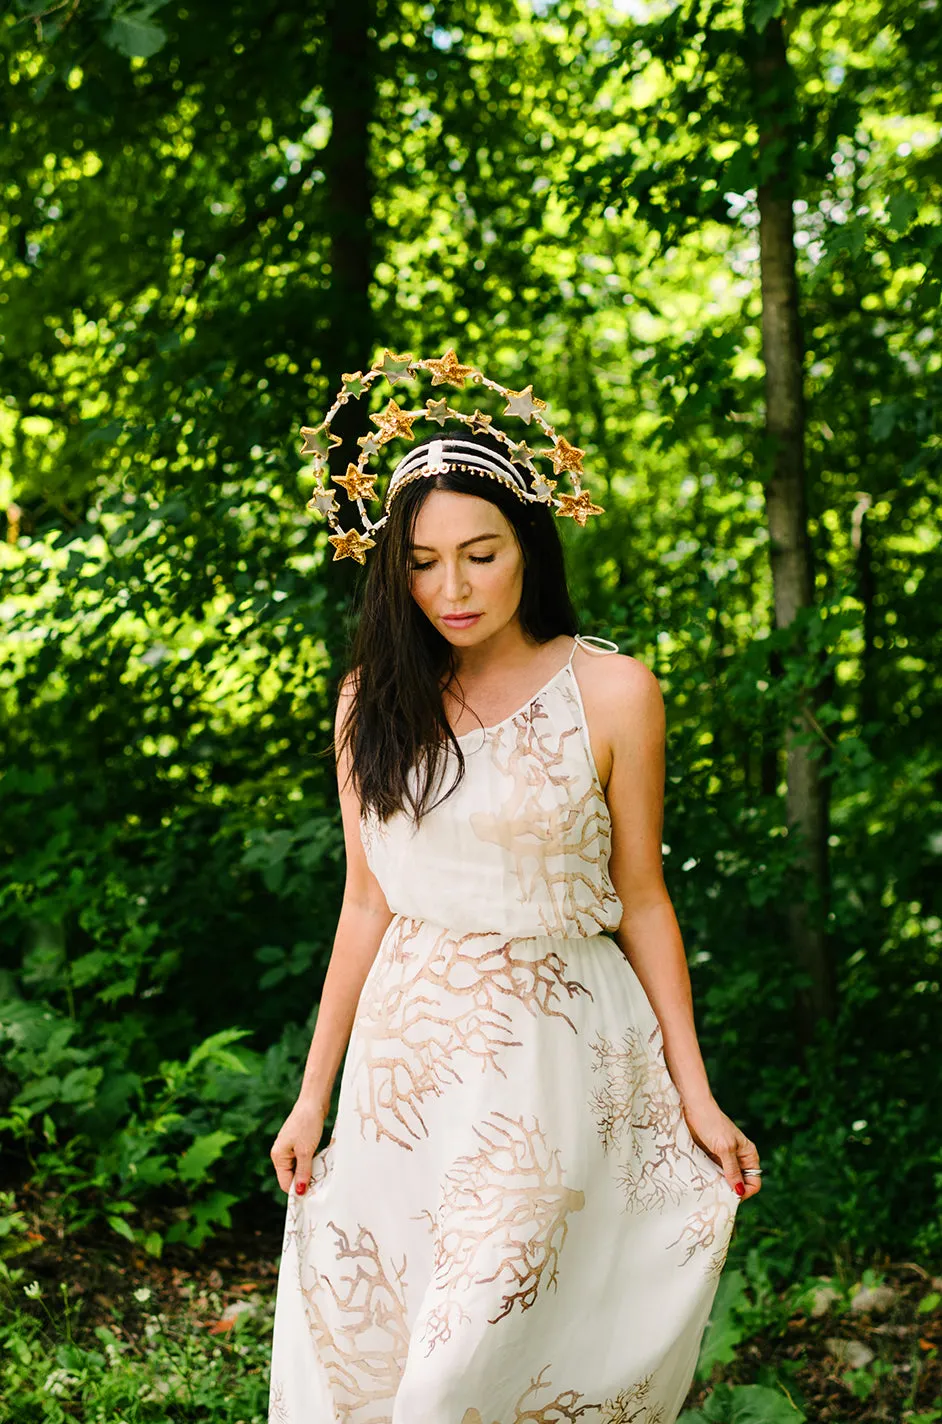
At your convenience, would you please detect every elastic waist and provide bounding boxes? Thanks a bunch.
[386,912,617,946]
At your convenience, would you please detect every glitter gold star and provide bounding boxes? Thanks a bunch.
[341,371,369,398]
[469,409,492,434]
[503,385,548,425]
[334,463,378,502]
[300,425,343,459]
[424,348,478,388]
[371,400,418,445]
[328,527,376,564]
[306,484,340,518]
[555,490,604,527]
[547,436,586,476]
[426,397,452,426]
[375,349,415,385]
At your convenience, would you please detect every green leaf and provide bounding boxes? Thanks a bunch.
[751,0,784,33]
[870,403,899,442]
[80,420,125,448]
[97,977,139,1005]
[725,1386,806,1422]
[696,1269,748,1378]
[254,944,286,965]
[887,190,919,232]
[682,1384,805,1424]
[183,1028,252,1075]
[59,1066,104,1104]
[183,1190,240,1247]
[10,1334,32,1365]
[107,1215,136,1244]
[104,12,168,59]
[143,1231,164,1258]
[176,1131,236,1185]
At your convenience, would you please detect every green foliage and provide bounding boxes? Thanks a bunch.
[0,1254,272,1423]
[680,1384,805,1424]
[697,1250,828,1383]
[0,0,940,1283]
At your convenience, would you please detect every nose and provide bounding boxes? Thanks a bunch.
[442,560,470,602]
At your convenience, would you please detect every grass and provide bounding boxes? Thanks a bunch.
[1,1189,279,1423]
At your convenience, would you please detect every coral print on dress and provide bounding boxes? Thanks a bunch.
[267,636,740,1424]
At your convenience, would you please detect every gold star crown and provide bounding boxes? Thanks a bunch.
[300,348,605,564]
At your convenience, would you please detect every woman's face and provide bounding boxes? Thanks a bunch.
[408,489,525,647]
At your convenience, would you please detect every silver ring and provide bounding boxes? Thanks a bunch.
[742,1168,763,1176]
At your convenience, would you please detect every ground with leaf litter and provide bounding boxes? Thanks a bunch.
[7,1196,941,1423]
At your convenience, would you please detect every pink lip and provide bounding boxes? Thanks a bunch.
[441,613,482,626]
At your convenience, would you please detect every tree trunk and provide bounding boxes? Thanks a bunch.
[321,0,377,407]
[750,16,837,1034]
[852,493,877,733]
[318,0,378,656]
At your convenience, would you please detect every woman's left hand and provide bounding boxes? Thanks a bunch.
[682,1095,761,1201]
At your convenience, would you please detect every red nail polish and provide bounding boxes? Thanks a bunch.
[734,1182,745,1197]
[296,1181,307,1196]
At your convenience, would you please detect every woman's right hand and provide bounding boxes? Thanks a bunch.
[270,1097,327,1196]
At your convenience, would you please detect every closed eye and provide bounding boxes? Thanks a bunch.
[411,554,495,572]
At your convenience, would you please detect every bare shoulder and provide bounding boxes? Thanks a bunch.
[337,668,359,701]
[573,649,663,787]
[575,647,663,722]
[334,667,361,736]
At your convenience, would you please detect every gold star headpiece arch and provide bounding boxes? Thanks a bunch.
[300,348,605,565]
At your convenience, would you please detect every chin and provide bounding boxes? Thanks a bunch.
[437,618,492,644]
[440,625,485,641]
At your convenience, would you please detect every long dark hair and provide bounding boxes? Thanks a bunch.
[337,426,579,824]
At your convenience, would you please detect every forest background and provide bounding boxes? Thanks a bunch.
[0,0,940,1420]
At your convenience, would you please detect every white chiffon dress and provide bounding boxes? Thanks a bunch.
[268,634,740,1424]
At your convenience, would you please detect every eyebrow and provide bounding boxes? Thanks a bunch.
[410,533,500,552]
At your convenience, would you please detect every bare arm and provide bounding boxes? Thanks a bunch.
[270,674,394,1194]
[597,655,760,1199]
[601,658,713,1109]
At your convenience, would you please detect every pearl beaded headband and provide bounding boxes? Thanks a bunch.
[300,347,605,565]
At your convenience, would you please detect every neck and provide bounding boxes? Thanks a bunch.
[446,625,570,696]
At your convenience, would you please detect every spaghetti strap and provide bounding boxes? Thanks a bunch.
[565,635,619,793]
[569,633,620,665]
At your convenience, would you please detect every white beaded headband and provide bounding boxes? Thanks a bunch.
[387,438,531,504]
[299,347,605,565]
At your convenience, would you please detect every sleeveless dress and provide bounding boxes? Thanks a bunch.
[268,635,740,1424]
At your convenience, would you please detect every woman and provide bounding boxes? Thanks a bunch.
[268,421,760,1424]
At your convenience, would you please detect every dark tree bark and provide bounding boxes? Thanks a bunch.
[852,493,877,731]
[321,0,378,416]
[750,16,837,1034]
[318,0,379,655]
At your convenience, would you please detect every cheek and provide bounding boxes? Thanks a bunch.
[410,574,432,612]
[483,556,524,605]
